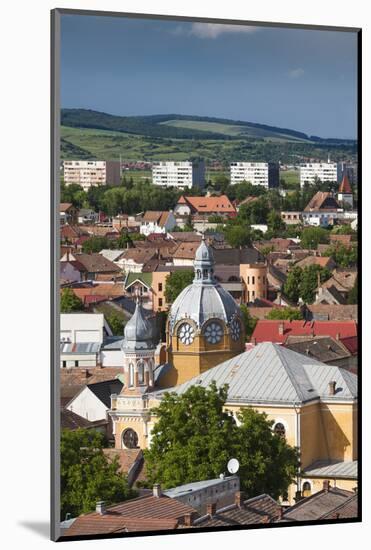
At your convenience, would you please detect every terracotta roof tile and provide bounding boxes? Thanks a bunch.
[251,319,357,346]
[74,253,122,274]
[64,495,197,537]
[338,173,352,194]
[194,494,280,527]
[304,192,340,212]
[179,195,236,214]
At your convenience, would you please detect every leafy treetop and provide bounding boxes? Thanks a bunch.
[144,382,299,499]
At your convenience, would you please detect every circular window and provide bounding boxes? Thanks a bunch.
[178,323,195,345]
[230,319,241,341]
[274,422,286,438]
[122,428,139,449]
[204,322,223,344]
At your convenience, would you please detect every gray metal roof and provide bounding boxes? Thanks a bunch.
[303,460,357,479]
[168,282,241,331]
[163,476,238,498]
[99,249,125,262]
[123,301,156,351]
[60,342,101,354]
[102,336,124,350]
[154,342,357,405]
[168,239,242,331]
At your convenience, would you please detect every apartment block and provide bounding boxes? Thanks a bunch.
[230,162,279,188]
[299,162,338,187]
[63,160,121,190]
[152,160,205,189]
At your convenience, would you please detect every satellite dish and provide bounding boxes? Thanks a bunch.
[227,458,240,474]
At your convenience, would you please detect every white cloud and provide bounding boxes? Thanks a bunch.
[172,22,258,39]
[288,68,305,79]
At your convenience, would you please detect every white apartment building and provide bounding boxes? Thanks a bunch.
[63,160,120,191]
[299,162,338,187]
[230,162,279,188]
[152,160,205,189]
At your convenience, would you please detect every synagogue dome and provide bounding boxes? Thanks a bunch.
[168,236,242,334]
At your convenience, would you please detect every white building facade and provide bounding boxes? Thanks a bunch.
[300,162,338,187]
[230,162,279,188]
[63,160,120,191]
[152,161,205,189]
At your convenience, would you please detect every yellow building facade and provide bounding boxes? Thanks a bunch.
[109,239,357,504]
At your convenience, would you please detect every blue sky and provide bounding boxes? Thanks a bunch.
[61,15,358,139]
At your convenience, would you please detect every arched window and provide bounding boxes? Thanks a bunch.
[138,360,145,385]
[129,363,134,387]
[302,481,312,497]
[122,428,138,449]
[274,422,286,438]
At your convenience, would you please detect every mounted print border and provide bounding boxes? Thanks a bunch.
[51,8,362,542]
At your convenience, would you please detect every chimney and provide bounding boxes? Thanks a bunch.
[262,515,270,523]
[336,332,340,341]
[323,480,330,493]
[278,322,284,336]
[234,491,244,508]
[328,381,336,396]
[96,501,106,515]
[153,484,162,498]
[277,507,284,520]
[206,502,217,516]
[183,513,193,527]
[85,369,90,379]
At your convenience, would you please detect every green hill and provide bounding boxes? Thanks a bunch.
[60,109,357,164]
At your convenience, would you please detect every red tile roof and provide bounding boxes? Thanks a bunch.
[304,192,340,212]
[338,174,352,194]
[60,203,74,212]
[251,320,358,350]
[179,195,236,214]
[142,211,171,226]
[64,495,197,536]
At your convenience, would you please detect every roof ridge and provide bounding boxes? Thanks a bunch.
[270,344,311,403]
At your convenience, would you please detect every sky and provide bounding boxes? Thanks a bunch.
[60,14,358,139]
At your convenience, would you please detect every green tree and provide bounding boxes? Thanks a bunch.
[300,227,330,249]
[299,265,331,304]
[61,429,135,520]
[240,304,257,338]
[233,408,299,499]
[61,183,87,209]
[331,225,356,236]
[106,313,125,335]
[164,270,194,303]
[60,288,84,313]
[116,231,132,249]
[265,307,303,320]
[267,210,286,236]
[144,383,298,499]
[323,243,357,268]
[348,276,358,304]
[82,236,110,254]
[284,266,303,303]
[224,224,252,248]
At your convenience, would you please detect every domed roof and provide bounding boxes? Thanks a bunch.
[195,239,214,264]
[122,300,155,351]
[168,237,242,332]
[168,283,241,331]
